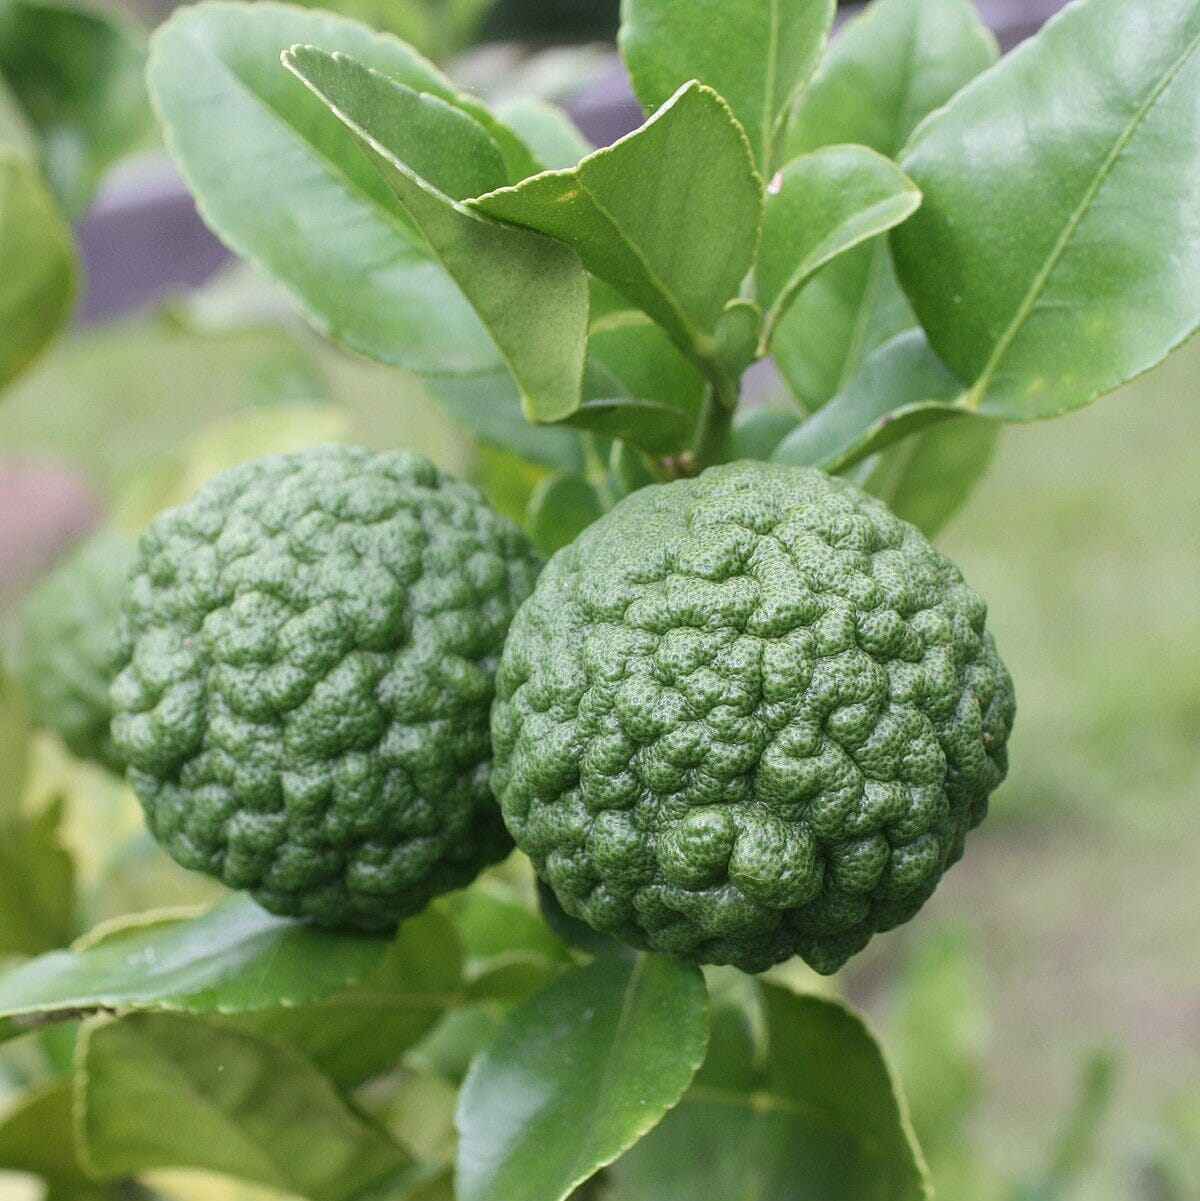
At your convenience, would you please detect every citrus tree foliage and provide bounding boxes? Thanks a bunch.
[1,0,1197,1199]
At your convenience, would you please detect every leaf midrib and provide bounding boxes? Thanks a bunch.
[966,21,1200,408]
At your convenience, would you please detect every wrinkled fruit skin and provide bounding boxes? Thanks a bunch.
[110,446,542,929]
[20,530,137,773]
[492,462,1015,974]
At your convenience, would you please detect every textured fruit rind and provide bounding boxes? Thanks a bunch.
[492,462,1015,974]
[110,445,542,929]
[20,530,137,772]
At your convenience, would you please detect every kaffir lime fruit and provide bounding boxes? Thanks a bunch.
[492,462,1015,974]
[110,445,541,929]
[19,530,137,773]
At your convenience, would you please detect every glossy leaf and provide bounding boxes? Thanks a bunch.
[472,82,762,384]
[774,0,996,408]
[0,798,76,957]
[455,954,709,1201]
[862,416,1000,536]
[772,330,967,472]
[285,46,589,422]
[619,0,835,172]
[892,0,1200,419]
[0,0,150,215]
[0,146,75,392]
[610,985,931,1201]
[147,1,500,376]
[526,471,607,555]
[78,1012,409,1201]
[758,145,921,349]
[0,894,388,1039]
[227,906,464,1088]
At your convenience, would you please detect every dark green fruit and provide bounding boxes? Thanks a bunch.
[19,530,136,773]
[492,462,1015,974]
[110,445,542,929]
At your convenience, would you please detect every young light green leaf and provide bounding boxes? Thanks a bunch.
[619,0,836,173]
[892,0,1200,419]
[0,0,151,216]
[526,471,607,555]
[147,1,501,376]
[455,955,709,1201]
[225,906,464,1088]
[772,330,968,472]
[774,0,996,409]
[0,151,75,392]
[284,46,589,422]
[861,416,1000,536]
[78,1012,410,1201]
[471,82,762,387]
[609,985,931,1201]
[0,894,388,1037]
[0,799,76,958]
[758,145,921,349]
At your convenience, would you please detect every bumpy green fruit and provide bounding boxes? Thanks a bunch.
[492,462,1015,974]
[110,445,542,929]
[19,530,136,772]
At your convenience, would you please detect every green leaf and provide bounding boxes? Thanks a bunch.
[0,798,76,957]
[455,955,709,1201]
[427,373,585,472]
[588,311,707,442]
[861,415,1000,536]
[0,1079,105,1198]
[472,82,762,387]
[565,397,694,456]
[0,895,388,1040]
[723,407,797,462]
[772,330,967,472]
[494,97,591,172]
[226,906,464,1088]
[610,985,931,1201]
[0,147,75,392]
[892,0,1200,419]
[284,46,589,423]
[0,0,150,216]
[782,0,997,164]
[774,0,996,409]
[146,1,501,376]
[758,144,921,349]
[78,1011,409,1201]
[526,471,607,555]
[618,0,835,173]
[448,888,572,977]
